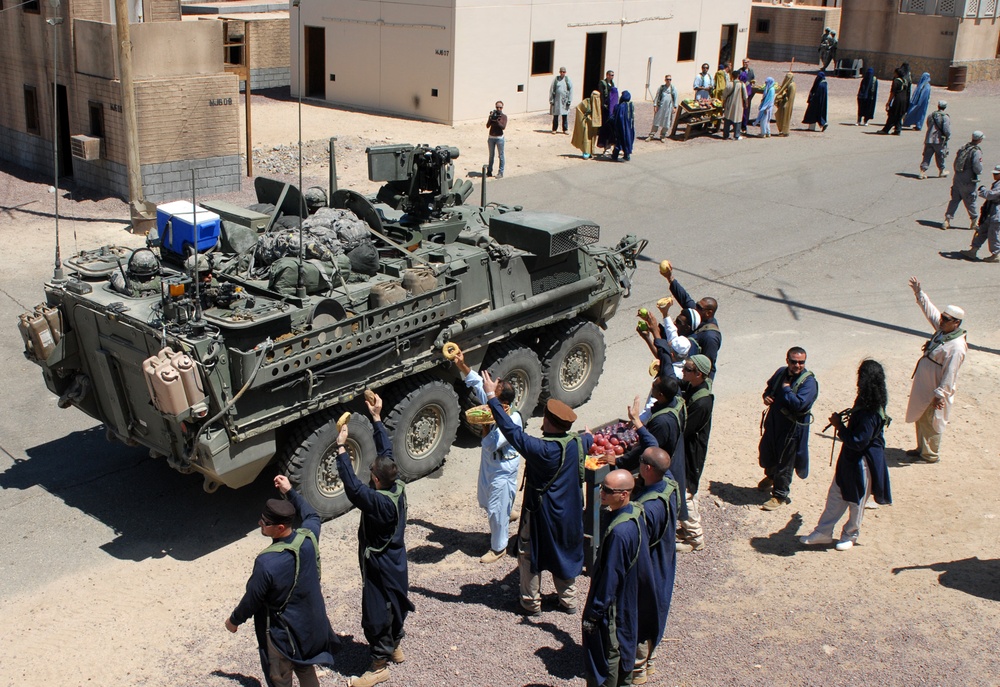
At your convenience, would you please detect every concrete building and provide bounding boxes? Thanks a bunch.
[748,2,841,65]
[0,0,242,202]
[184,1,292,91]
[749,0,1000,85]
[291,0,753,125]
[839,0,1000,84]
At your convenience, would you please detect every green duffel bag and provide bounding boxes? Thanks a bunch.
[268,257,331,295]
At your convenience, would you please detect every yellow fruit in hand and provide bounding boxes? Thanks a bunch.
[638,307,648,318]
[659,260,672,278]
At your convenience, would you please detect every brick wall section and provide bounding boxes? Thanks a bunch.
[244,67,290,91]
[149,0,181,23]
[0,124,55,176]
[845,51,1000,85]
[74,0,109,22]
[248,18,289,70]
[134,73,240,164]
[140,154,242,201]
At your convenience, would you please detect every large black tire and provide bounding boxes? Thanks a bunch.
[539,318,607,408]
[483,342,543,416]
[383,376,460,481]
[280,410,377,520]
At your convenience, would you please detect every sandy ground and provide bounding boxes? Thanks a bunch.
[2,61,999,687]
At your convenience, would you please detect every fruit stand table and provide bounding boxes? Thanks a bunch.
[669,98,724,141]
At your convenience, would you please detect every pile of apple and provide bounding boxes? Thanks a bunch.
[588,421,639,460]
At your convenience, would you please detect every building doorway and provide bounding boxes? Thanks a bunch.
[55,84,72,177]
[719,24,737,68]
[304,26,326,98]
[583,32,606,98]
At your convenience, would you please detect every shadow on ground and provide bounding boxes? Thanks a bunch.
[1,426,273,561]
[407,517,490,561]
[750,511,804,557]
[709,479,765,507]
[892,557,1000,602]
[410,566,519,613]
[209,670,261,687]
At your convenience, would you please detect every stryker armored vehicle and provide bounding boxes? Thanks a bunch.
[19,143,645,518]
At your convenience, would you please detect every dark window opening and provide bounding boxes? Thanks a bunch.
[517,84,524,92]
[531,40,554,76]
[24,86,40,135]
[227,45,244,66]
[24,0,40,13]
[88,101,105,138]
[431,88,438,97]
[678,32,697,62]
[756,19,771,34]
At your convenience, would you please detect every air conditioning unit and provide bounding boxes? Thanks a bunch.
[70,134,102,161]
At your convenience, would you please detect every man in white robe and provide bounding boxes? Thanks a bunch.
[454,350,523,562]
[647,75,678,141]
[549,68,573,134]
[904,277,968,464]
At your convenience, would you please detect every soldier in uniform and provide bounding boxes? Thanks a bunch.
[109,248,161,296]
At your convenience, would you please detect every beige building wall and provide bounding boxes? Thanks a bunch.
[747,3,841,65]
[839,0,1000,84]
[294,0,752,125]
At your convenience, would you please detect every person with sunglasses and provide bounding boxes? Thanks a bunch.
[335,394,414,687]
[625,429,678,686]
[903,277,968,463]
[757,347,819,511]
[583,469,646,687]
[225,475,338,687]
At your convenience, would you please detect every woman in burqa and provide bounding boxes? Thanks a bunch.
[611,91,635,161]
[753,77,776,138]
[774,71,796,136]
[571,91,602,159]
[802,71,829,131]
[856,67,879,126]
[903,72,932,130]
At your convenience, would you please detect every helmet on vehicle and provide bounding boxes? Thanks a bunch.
[304,186,327,213]
[185,253,212,275]
[128,248,160,279]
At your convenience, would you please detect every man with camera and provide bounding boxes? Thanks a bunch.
[486,101,508,179]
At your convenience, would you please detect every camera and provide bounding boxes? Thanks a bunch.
[489,110,500,120]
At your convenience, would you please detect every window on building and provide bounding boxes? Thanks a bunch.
[23,0,40,12]
[89,101,105,138]
[531,41,555,76]
[24,86,40,135]
[756,18,771,34]
[677,32,697,62]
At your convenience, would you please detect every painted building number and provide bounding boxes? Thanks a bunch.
[435,49,449,56]
[110,103,122,113]
[209,98,234,106]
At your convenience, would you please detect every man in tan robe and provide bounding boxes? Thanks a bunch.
[572,91,602,159]
[904,277,968,463]
[774,71,796,137]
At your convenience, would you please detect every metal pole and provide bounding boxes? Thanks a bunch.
[480,165,487,206]
[48,0,65,282]
[293,0,306,298]
[328,137,338,200]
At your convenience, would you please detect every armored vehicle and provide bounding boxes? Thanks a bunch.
[19,144,645,518]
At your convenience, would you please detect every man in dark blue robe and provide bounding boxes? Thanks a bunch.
[667,274,722,378]
[629,441,677,685]
[227,475,338,687]
[758,347,819,510]
[619,375,688,522]
[485,372,591,615]
[583,469,644,687]
[336,394,414,687]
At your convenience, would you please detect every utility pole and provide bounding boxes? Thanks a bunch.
[114,0,154,230]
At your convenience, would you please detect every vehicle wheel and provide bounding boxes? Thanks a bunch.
[383,376,460,481]
[280,410,377,520]
[539,318,606,408]
[458,342,543,435]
